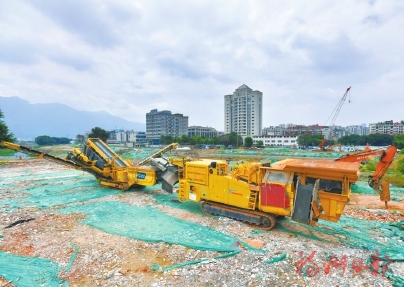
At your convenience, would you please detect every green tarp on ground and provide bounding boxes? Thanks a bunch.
[57,201,243,252]
[277,217,404,286]
[0,170,122,212]
[0,251,68,287]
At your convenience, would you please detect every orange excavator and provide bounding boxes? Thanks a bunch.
[316,138,342,152]
[319,138,326,149]
[335,145,398,208]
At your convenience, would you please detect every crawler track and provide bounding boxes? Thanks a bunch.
[201,201,276,230]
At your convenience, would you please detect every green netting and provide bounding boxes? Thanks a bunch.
[151,250,241,272]
[64,243,79,273]
[120,147,175,162]
[158,192,404,285]
[265,253,287,264]
[216,149,343,159]
[276,217,404,286]
[0,169,92,190]
[56,201,262,272]
[0,170,122,212]
[153,194,205,215]
[351,183,404,197]
[0,251,68,287]
[57,201,244,252]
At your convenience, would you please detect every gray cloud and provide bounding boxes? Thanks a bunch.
[0,40,40,65]
[47,50,94,71]
[156,52,208,80]
[292,33,369,74]
[0,0,403,129]
[24,0,139,47]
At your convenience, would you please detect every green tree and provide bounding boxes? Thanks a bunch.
[297,134,324,147]
[191,135,204,145]
[244,136,253,148]
[52,137,70,144]
[35,135,55,145]
[227,132,242,147]
[88,127,110,142]
[211,136,220,145]
[76,134,85,144]
[219,134,230,146]
[256,140,264,148]
[394,134,404,149]
[179,134,190,144]
[366,134,393,146]
[0,108,15,142]
[395,157,404,174]
[338,134,365,145]
[160,135,174,145]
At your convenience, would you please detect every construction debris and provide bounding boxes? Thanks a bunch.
[1,158,403,286]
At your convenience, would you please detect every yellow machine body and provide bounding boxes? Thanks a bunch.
[1,139,178,192]
[176,158,360,226]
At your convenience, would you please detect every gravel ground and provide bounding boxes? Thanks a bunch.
[1,158,403,287]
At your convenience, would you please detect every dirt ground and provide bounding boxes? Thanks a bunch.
[1,158,403,287]
[350,193,404,213]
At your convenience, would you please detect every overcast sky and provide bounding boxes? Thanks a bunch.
[1,0,403,131]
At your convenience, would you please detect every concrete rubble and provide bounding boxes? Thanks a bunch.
[0,158,403,287]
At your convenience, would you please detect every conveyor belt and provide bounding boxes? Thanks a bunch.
[91,139,128,167]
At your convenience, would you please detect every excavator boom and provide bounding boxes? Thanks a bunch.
[335,148,385,162]
[335,145,397,206]
[371,145,397,182]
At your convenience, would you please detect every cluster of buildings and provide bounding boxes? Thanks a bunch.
[107,85,404,147]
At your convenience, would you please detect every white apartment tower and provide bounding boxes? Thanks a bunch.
[224,84,262,136]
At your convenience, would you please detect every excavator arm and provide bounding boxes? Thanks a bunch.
[335,148,385,163]
[368,145,397,207]
[319,138,326,149]
[335,145,397,207]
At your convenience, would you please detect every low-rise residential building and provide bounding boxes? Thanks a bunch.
[146,109,188,145]
[284,124,325,136]
[107,129,126,144]
[188,126,218,138]
[345,124,369,136]
[252,135,298,147]
[107,130,147,145]
[262,126,286,136]
[369,121,404,135]
[262,124,351,140]
[127,131,147,145]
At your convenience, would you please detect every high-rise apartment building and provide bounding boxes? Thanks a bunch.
[224,84,262,136]
[146,109,188,145]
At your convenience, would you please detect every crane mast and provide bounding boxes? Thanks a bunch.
[326,86,351,140]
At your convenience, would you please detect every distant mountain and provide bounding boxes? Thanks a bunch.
[0,96,145,140]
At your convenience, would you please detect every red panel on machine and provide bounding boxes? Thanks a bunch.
[260,183,290,208]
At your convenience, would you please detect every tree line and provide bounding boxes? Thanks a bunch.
[297,133,404,149]
[0,108,15,142]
